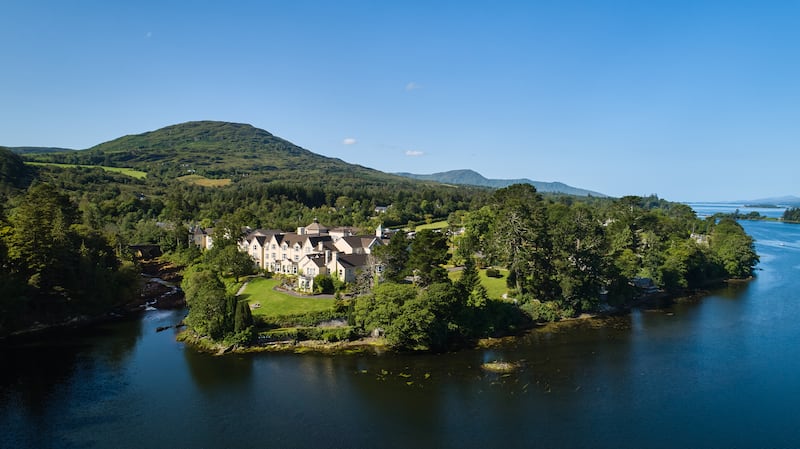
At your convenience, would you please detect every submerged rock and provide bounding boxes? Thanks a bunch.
[481,361,522,373]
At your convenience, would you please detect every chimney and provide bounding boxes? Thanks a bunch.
[325,250,331,265]
[297,226,306,235]
[376,224,383,238]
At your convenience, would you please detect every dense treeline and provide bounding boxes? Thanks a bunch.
[0,183,140,336]
[28,161,486,252]
[783,208,800,222]
[350,186,759,350]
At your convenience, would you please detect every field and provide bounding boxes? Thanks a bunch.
[177,174,232,187]
[25,162,147,179]
[240,278,335,317]
[449,267,510,300]
[415,220,449,231]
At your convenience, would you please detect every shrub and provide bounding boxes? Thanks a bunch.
[296,327,323,341]
[519,300,561,322]
[485,268,501,278]
[321,326,355,342]
[314,274,335,294]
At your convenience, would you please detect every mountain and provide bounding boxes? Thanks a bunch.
[395,169,606,197]
[25,121,412,186]
[736,195,800,207]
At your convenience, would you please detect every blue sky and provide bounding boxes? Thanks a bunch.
[2,1,799,201]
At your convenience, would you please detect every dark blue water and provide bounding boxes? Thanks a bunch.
[2,220,800,448]
[688,202,787,219]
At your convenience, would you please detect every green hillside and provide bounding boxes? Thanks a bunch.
[9,146,75,155]
[27,121,409,188]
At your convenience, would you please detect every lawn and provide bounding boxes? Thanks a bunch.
[177,174,232,187]
[240,278,335,317]
[415,220,449,231]
[449,267,510,300]
[25,162,147,179]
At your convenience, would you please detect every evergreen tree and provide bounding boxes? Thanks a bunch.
[234,300,254,333]
[456,256,480,296]
[408,229,449,287]
[372,232,409,283]
[488,184,557,301]
[7,183,78,293]
[549,204,607,312]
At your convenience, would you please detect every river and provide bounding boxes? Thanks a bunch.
[2,218,800,448]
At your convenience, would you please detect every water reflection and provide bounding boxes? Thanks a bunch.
[183,350,253,390]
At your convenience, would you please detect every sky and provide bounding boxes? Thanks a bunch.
[2,1,799,202]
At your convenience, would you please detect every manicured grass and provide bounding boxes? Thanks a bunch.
[25,162,147,179]
[415,220,449,231]
[177,174,232,187]
[449,267,510,300]
[241,278,334,317]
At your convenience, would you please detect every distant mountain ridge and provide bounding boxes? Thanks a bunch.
[395,169,606,197]
[735,195,800,206]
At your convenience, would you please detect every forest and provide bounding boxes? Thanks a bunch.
[0,123,760,347]
[783,207,800,222]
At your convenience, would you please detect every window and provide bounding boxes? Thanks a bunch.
[271,244,276,250]
[294,255,299,262]
[293,266,298,274]
[282,254,287,260]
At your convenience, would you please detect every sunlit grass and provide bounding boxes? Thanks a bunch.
[415,220,449,231]
[241,278,334,317]
[449,267,510,299]
[177,174,232,187]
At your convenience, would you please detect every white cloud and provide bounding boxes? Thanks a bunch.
[405,82,421,91]
[342,137,357,145]
[405,150,424,157]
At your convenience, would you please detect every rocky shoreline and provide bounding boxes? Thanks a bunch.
[0,258,186,343]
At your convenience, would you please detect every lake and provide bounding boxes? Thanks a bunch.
[2,219,800,448]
